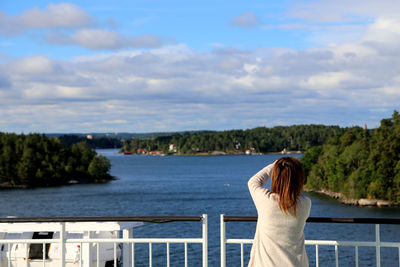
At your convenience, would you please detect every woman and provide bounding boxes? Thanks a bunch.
[248,157,311,267]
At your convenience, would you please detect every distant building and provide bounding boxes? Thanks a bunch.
[86,135,93,140]
[169,144,177,152]
[137,148,147,154]
[234,140,241,150]
[149,150,164,156]
[363,124,367,130]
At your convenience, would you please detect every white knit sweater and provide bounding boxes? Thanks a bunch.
[247,163,311,267]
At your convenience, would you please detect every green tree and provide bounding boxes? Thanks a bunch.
[302,111,400,202]
[88,156,111,180]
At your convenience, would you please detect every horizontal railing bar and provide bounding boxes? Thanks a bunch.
[0,239,54,244]
[226,239,253,244]
[308,217,400,224]
[0,216,202,223]
[223,216,400,224]
[66,238,204,244]
[225,239,400,248]
[0,238,204,244]
[225,238,400,248]
[2,216,399,224]
[305,241,400,248]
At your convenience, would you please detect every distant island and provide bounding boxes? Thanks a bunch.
[0,133,114,188]
[120,125,343,155]
[301,111,400,206]
[120,118,400,206]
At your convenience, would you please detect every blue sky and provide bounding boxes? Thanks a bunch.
[1,0,399,133]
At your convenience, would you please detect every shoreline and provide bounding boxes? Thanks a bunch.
[0,176,117,190]
[304,188,399,207]
[123,150,303,156]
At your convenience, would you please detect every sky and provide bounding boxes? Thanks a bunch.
[0,0,399,133]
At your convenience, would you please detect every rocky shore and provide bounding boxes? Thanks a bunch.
[305,189,398,207]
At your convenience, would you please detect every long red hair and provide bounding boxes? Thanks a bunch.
[271,157,305,216]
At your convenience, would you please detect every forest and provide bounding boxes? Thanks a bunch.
[121,125,343,154]
[58,134,122,149]
[301,111,400,203]
[0,133,113,187]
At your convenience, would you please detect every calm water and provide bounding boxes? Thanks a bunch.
[0,149,399,266]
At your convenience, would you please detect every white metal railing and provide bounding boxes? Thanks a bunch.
[220,215,400,267]
[2,214,400,267]
[0,215,208,267]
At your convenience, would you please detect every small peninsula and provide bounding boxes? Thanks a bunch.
[0,133,113,188]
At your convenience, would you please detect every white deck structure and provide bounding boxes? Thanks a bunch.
[0,221,143,267]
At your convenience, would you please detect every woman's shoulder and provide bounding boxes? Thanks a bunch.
[299,193,312,206]
[259,189,280,202]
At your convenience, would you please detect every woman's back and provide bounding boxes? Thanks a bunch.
[248,158,311,267]
[257,192,310,242]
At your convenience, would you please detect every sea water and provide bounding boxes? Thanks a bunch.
[0,149,399,266]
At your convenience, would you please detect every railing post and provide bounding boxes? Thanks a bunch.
[59,222,66,267]
[82,231,93,267]
[220,214,226,267]
[335,245,338,267]
[122,228,133,267]
[398,247,400,267]
[202,214,208,267]
[25,241,28,267]
[376,224,381,267]
[8,243,11,267]
[355,246,359,267]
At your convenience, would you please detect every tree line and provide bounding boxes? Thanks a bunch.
[0,133,113,187]
[58,135,122,149]
[301,111,400,202]
[121,125,343,154]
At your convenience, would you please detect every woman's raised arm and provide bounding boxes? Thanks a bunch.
[248,162,275,202]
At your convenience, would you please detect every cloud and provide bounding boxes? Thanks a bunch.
[0,68,11,89]
[10,56,57,75]
[1,17,400,132]
[46,29,166,50]
[1,3,169,51]
[362,18,400,45]
[231,11,262,28]
[265,0,400,47]
[0,3,93,36]
[287,0,400,24]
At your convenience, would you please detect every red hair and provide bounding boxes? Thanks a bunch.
[271,157,305,216]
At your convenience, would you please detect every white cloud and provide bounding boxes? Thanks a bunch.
[362,18,400,44]
[74,29,137,50]
[1,3,168,51]
[45,29,168,50]
[243,64,258,73]
[0,3,93,35]
[2,14,400,132]
[287,0,400,23]
[10,56,56,74]
[19,3,93,28]
[278,0,400,46]
[101,119,128,124]
[231,11,262,28]
[300,72,356,90]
